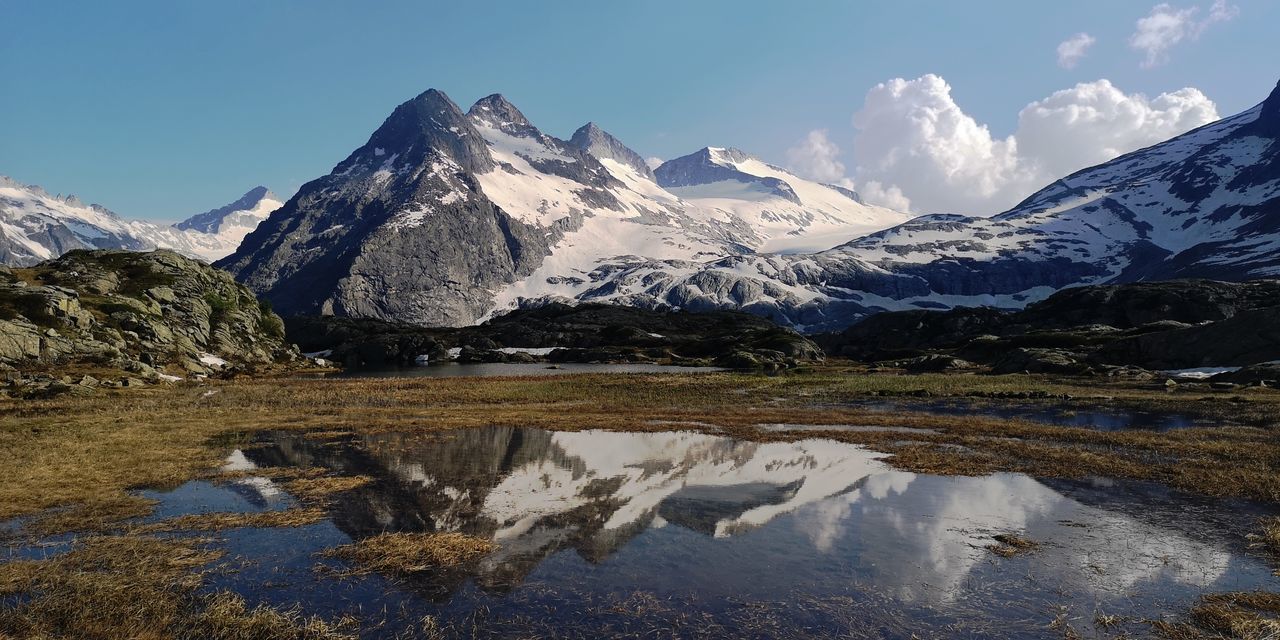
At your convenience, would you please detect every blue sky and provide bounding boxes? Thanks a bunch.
[2,0,1276,221]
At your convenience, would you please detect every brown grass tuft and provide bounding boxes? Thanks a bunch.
[986,533,1039,557]
[0,535,354,639]
[325,532,498,578]
[282,476,373,504]
[131,507,328,533]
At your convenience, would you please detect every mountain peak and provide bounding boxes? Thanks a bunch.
[568,122,655,181]
[1249,78,1280,137]
[656,147,800,204]
[341,88,493,174]
[704,147,754,166]
[468,94,532,128]
[175,186,279,234]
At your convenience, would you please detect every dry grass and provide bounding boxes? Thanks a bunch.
[282,475,372,504]
[1248,517,1280,571]
[1156,592,1280,639]
[130,507,328,533]
[325,532,498,577]
[986,533,1040,557]
[0,535,353,639]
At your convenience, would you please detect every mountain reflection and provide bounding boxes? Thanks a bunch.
[240,426,1252,605]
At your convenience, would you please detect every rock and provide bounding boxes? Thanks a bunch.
[121,377,146,387]
[990,348,1090,375]
[1210,362,1280,387]
[284,303,822,371]
[819,307,1008,360]
[1095,307,1280,369]
[0,319,42,361]
[895,354,976,373]
[0,250,298,380]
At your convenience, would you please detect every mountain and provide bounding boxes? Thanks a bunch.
[218,90,908,326]
[556,79,1280,331]
[174,186,281,249]
[0,178,279,265]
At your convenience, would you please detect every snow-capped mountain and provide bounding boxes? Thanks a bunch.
[222,81,1279,330]
[0,179,279,266]
[174,186,281,252]
[544,79,1280,330]
[655,146,902,253]
[219,90,908,326]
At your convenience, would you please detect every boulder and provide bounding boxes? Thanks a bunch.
[991,348,1091,375]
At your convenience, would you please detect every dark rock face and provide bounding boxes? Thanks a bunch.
[816,307,1008,360]
[820,278,1280,375]
[568,122,656,181]
[1011,280,1280,330]
[1095,307,1280,369]
[0,250,296,389]
[217,89,563,326]
[284,303,822,370]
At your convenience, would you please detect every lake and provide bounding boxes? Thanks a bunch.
[91,426,1280,638]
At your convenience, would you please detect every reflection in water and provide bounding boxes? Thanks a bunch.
[198,427,1278,637]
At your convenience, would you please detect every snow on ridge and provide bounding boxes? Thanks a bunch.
[0,179,280,265]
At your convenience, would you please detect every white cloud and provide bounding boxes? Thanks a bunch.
[836,74,1218,215]
[644,156,664,170]
[848,74,1033,215]
[1130,0,1239,68]
[1056,33,1096,69]
[857,181,912,212]
[785,129,846,183]
[1016,80,1218,180]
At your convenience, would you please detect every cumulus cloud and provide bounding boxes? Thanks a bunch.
[1130,0,1239,68]
[1016,80,1218,179]
[644,156,664,170]
[834,74,1218,215]
[785,129,847,183]
[849,75,1032,214]
[1056,33,1096,69]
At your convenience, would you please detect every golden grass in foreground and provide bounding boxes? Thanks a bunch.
[325,532,498,577]
[0,536,354,640]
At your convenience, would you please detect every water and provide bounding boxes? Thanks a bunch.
[332,363,724,379]
[84,426,1272,638]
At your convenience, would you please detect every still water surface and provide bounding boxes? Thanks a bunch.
[133,427,1280,637]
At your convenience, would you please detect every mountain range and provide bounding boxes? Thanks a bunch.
[7,79,1277,331]
[219,80,1280,330]
[216,91,910,326]
[0,179,280,266]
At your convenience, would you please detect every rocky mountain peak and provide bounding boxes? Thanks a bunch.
[1247,78,1280,138]
[655,147,801,204]
[468,94,535,135]
[704,147,755,166]
[335,88,494,175]
[568,122,656,181]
